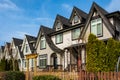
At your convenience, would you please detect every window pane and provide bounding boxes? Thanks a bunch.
[97,23,102,36]
[39,54,47,68]
[91,24,97,35]
[91,18,102,36]
[56,22,61,30]
[74,15,79,23]
[40,36,46,49]
[56,34,63,43]
[72,28,80,39]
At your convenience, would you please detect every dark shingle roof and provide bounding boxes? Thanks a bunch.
[53,14,71,30]
[13,38,23,46]
[38,25,64,53]
[25,34,37,53]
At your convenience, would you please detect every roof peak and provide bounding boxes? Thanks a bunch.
[92,2,108,14]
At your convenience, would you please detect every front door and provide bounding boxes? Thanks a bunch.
[53,57,57,69]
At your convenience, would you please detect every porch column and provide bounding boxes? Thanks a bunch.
[34,57,37,75]
[26,59,29,80]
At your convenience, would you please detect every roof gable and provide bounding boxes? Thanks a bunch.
[69,6,88,24]
[21,35,36,53]
[53,14,71,31]
[36,25,63,53]
[80,2,115,39]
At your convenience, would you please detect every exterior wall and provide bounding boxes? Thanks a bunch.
[36,39,54,66]
[83,22,113,42]
[22,38,33,71]
[51,30,82,50]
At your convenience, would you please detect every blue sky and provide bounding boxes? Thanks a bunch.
[0,0,120,46]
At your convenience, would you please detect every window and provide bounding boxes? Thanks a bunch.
[39,54,47,68]
[40,36,46,49]
[74,15,79,23]
[56,22,61,30]
[72,28,80,40]
[56,33,63,44]
[31,59,34,67]
[91,18,102,36]
[25,44,29,53]
[24,59,26,68]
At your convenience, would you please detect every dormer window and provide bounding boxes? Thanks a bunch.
[74,15,79,23]
[56,22,61,31]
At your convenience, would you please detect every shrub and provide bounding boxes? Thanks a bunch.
[4,71,25,80]
[33,75,61,80]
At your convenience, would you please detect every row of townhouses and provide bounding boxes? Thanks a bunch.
[0,2,120,72]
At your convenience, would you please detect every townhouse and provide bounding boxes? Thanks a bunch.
[35,2,120,71]
[21,34,37,71]
[10,38,23,71]
[0,2,120,72]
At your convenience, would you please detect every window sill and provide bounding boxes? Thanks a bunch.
[40,48,46,50]
[72,38,79,41]
[56,42,63,44]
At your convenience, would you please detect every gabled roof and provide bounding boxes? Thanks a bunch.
[36,25,64,54]
[12,38,23,46]
[25,34,37,53]
[80,2,115,39]
[69,6,88,22]
[53,14,71,30]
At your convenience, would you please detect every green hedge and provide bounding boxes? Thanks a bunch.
[33,75,61,80]
[4,71,25,80]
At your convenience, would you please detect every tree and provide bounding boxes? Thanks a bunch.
[86,34,98,72]
[106,38,120,71]
[86,34,120,72]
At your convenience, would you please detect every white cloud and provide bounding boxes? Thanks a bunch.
[0,0,21,11]
[62,3,72,12]
[106,0,120,12]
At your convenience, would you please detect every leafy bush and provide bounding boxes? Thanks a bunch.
[4,71,25,80]
[33,75,61,80]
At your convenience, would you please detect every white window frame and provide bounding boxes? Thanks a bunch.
[56,22,61,30]
[91,18,102,37]
[40,36,46,49]
[39,54,47,68]
[72,28,80,40]
[74,15,79,23]
[56,33,63,44]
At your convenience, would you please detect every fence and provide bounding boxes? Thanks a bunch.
[79,71,120,80]
[26,71,120,80]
